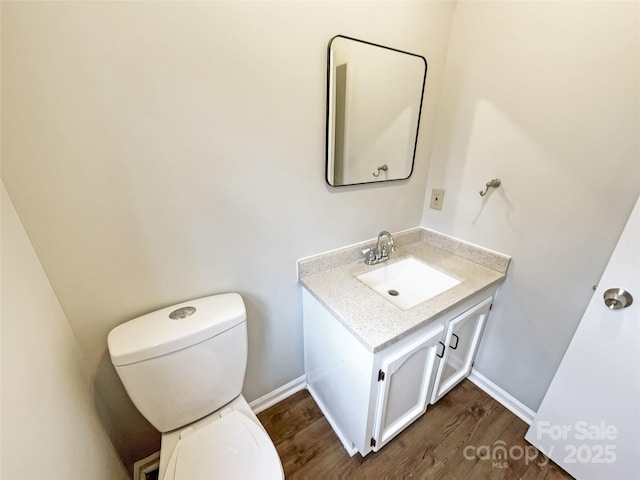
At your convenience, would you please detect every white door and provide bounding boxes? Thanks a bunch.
[526,196,640,479]
[372,324,444,451]
[430,297,492,404]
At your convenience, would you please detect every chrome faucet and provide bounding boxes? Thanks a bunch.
[363,230,396,265]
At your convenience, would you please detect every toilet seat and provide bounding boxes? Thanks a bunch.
[163,411,283,479]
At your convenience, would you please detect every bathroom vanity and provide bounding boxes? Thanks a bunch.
[298,228,510,456]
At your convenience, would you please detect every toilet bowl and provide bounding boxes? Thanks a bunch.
[160,396,282,480]
[107,293,284,479]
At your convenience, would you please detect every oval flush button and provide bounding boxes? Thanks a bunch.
[169,306,196,320]
[603,288,633,310]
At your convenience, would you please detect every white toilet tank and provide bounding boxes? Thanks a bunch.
[107,293,247,432]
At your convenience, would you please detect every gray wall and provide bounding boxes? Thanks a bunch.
[1,183,129,480]
[421,0,640,410]
[1,1,455,468]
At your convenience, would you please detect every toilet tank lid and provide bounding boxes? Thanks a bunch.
[108,293,246,366]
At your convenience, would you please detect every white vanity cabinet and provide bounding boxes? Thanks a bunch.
[430,296,492,404]
[302,287,495,457]
[371,322,444,452]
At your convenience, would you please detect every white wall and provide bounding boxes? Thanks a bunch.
[1,1,455,465]
[1,183,129,480]
[422,1,640,410]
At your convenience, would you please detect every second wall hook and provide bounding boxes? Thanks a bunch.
[479,178,501,196]
[372,164,388,177]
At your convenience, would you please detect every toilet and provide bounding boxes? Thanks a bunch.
[107,293,284,479]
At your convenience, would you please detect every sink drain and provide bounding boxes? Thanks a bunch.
[387,289,399,296]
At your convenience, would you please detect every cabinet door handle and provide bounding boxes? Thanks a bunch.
[436,341,445,358]
[449,333,459,350]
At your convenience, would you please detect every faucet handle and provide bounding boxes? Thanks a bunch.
[362,246,377,265]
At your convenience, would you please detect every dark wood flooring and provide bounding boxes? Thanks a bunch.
[258,380,573,479]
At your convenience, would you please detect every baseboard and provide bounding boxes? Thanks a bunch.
[468,369,535,425]
[249,374,307,414]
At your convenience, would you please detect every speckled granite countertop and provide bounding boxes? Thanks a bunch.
[298,228,510,353]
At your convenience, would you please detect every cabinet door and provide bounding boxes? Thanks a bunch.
[372,324,445,451]
[430,297,492,404]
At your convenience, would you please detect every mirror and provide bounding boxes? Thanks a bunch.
[325,35,427,187]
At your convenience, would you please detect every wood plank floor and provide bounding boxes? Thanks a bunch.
[258,380,573,479]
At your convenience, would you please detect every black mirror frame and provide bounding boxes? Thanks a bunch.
[325,35,427,187]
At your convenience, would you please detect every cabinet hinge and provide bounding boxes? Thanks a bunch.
[370,437,376,447]
[378,369,385,381]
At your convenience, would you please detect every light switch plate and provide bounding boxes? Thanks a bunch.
[430,188,445,210]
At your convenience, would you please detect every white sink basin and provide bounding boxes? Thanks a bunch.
[356,257,461,310]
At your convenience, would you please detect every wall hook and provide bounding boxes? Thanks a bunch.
[372,164,388,177]
[479,178,501,196]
